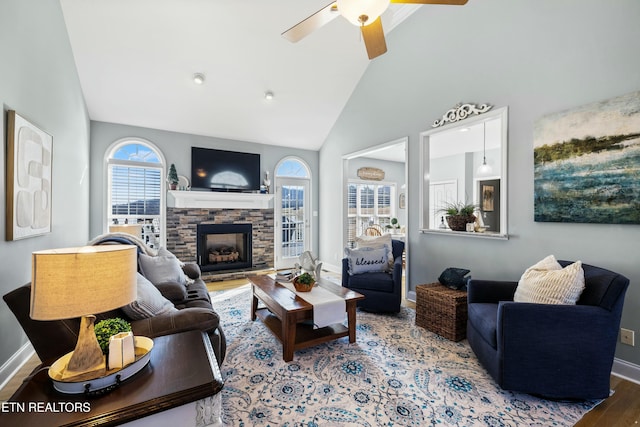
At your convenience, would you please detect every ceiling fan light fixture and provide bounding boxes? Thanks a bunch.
[193,73,205,85]
[337,0,390,26]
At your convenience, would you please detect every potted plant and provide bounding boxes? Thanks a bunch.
[293,272,316,292]
[385,217,401,232]
[439,201,477,231]
[167,164,179,190]
[94,317,132,354]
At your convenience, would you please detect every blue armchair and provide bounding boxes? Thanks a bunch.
[342,239,404,313]
[467,260,629,400]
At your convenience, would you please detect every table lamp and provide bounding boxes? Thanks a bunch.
[30,245,137,381]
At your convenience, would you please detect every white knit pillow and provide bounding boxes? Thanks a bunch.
[514,255,585,305]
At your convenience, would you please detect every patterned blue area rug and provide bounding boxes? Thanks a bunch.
[212,285,601,426]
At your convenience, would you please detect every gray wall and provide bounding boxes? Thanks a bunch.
[0,0,90,366]
[89,121,320,255]
[319,0,640,365]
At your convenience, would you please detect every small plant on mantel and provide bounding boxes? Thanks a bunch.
[167,164,179,190]
[438,201,478,231]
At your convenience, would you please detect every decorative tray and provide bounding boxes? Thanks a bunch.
[48,336,154,395]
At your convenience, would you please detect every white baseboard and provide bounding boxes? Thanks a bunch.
[322,263,342,274]
[611,357,640,385]
[0,342,36,392]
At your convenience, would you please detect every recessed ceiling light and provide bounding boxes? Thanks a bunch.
[264,91,274,100]
[193,73,205,85]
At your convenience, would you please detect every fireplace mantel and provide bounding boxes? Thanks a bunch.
[167,190,274,209]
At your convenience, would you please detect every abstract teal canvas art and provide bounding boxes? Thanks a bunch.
[534,91,640,223]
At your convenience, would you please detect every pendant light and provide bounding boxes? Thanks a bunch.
[477,122,493,176]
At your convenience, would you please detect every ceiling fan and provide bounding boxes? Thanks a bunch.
[282,0,468,60]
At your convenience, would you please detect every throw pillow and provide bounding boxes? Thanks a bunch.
[138,251,187,287]
[345,246,389,275]
[514,255,585,305]
[355,234,394,270]
[122,273,178,320]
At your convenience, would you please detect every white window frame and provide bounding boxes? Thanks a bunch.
[104,138,167,247]
[347,180,396,247]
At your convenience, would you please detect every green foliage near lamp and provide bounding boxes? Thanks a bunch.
[94,318,132,354]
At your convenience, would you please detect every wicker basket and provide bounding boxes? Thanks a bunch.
[415,283,468,341]
[446,215,476,231]
[293,277,315,292]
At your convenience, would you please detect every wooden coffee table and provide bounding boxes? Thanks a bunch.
[248,275,364,362]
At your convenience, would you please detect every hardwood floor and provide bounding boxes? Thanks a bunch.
[575,375,640,426]
[2,275,639,426]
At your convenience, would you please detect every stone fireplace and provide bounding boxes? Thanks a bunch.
[166,192,275,281]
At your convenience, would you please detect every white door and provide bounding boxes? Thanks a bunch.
[429,180,457,229]
[275,178,311,268]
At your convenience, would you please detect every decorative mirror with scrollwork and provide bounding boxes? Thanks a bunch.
[420,105,508,238]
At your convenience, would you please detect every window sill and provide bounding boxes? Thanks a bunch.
[420,229,509,240]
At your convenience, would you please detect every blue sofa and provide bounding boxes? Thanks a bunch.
[342,239,404,313]
[467,260,629,400]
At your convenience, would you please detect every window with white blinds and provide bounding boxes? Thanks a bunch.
[106,141,165,248]
[347,181,396,248]
[110,165,161,216]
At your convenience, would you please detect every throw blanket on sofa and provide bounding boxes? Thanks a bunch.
[280,282,346,328]
[88,232,157,256]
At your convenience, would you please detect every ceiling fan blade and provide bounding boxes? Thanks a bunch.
[361,17,387,60]
[282,2,340,43]
[390,0,468,4]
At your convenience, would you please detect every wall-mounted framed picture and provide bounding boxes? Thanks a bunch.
[482,184,495,212]
[399,192,406,209]
[6,110,53,240]
[534,91,640,224]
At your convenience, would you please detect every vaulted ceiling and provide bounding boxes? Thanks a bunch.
[60,0,428,151]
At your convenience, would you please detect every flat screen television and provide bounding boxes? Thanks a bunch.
[191,147,261,192]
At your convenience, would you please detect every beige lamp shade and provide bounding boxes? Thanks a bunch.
[30,245,137,320]
[109,224,143,239]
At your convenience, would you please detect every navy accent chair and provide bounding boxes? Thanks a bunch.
[467,260,629,400]
[342,239,404,313]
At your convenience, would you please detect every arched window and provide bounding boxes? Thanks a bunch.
[105,139,166,248]
[276,158,310,178]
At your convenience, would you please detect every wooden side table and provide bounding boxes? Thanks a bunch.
[0,331,224,427]
[415,283,468,341]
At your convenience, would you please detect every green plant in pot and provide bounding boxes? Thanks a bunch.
[94,318,132,354]
[439,201,478,231]
[167,163,179,190]
[293,272,316,292]
[385,217,401,231]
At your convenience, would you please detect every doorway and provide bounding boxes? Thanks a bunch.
[274,158,312,268]
[342,137,409,294]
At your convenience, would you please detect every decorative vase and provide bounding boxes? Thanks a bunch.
[446,215,476,231]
